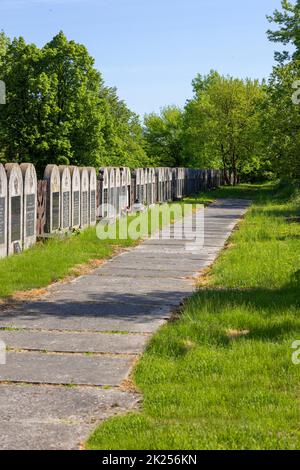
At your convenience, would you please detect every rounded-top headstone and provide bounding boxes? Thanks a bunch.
[20,163,37,250]
[80,167,89,228]
[44,164,61,233]
[0,164,8,258]
[87,167,97,226]
[5,163,23,255]
[69,166,81,229]
[59,166,71,231]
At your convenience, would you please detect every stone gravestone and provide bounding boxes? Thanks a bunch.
[69,166,81,229]
[80,167,89,228]
[115,168,121,217]
[44,165,61,233]
[99,168,109,219]
[108,168,115,219]
[88,167,97,226]
[5,163,23,255]
[0,164,8,258]
[59,166,71,231]
[20,163,37,250]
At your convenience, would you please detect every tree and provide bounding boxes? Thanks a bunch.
[267,0,300,63]
[0,31,148,173]
[183,71,265,184]
[143,106,183,166]
[263,61,300,179]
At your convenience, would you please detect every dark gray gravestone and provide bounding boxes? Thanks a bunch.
[59,166,71,231]
[5,163,23,255]
[0,164,8,258]
[44,165,61,233]
[80,168,89,228]
[69,166,81,229]
[20,163,37,250]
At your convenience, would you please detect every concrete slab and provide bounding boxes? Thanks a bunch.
[0,384,139,450]
[0,352,133,386]
[0,330,148,354]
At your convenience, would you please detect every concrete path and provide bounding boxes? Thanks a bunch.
[0,199,250,449]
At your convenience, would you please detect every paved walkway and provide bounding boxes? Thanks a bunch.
[0,199,250,449]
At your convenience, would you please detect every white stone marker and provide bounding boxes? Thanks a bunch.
[44,164,61,233]
[69,166,81,229]
[87,167,97,226]
[20,163,37,250]
[59,166,71,231]
[80,167,89,228]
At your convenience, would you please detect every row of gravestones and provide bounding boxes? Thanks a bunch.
[0,163,97,258]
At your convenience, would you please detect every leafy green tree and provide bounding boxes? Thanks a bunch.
[99,86,148,168]
[0,31,148,173]
[183,71,264,184]
[267,0,300,63]
[263,61,300,179]
[143,106,183,166]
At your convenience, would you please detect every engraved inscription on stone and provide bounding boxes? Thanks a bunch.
[62,192,70,229]
[52,192,60,230]
[81,191,88,226]
[11,196,21,242]
[26,194,35,237]
[0,197,5,245]
[90,190,96,222]
[73,191,80,226]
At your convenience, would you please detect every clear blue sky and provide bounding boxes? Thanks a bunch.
[0,0,280,117]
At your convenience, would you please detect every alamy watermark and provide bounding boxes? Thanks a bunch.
[292,80,300,105]
[292,340,300,365]
[0,80,6,105]
[0,340,6,365]
[96,203,204,254]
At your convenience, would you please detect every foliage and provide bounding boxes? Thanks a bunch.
[0,31,147,173]
[267,0,300,63]
[143,106,184,167]
[182,72,265,184]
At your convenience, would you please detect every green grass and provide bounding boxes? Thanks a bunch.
[87,182,300,450]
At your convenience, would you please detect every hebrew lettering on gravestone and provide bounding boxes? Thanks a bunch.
[0,80,5,105]
[80,168,89,228]
[69,166,81,229]
[87,167,97,226]
[0,164,8,258]
[44,165,61,233]
[5,163,23,255]
[20,163,37,250]
[59,166,71,231]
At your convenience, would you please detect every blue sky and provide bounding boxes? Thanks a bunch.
[0,0,280,117]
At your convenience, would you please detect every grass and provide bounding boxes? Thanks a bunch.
[87,182,300,450]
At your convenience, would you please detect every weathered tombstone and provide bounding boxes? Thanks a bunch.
[99,167,109,219]
[44,165,61,233]
[108,167,115,219]
[126,168,132,210]
[88,167,97,226]
[59,166,71,231]
[20,163,37,250]
[115,167,121,217]
[120,168,128,215]
[80,167,89,228]
[69,166,81,229]
[0,164,7,258]
[5,163,23,255]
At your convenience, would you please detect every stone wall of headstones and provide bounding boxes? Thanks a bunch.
[0,161,225,258]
